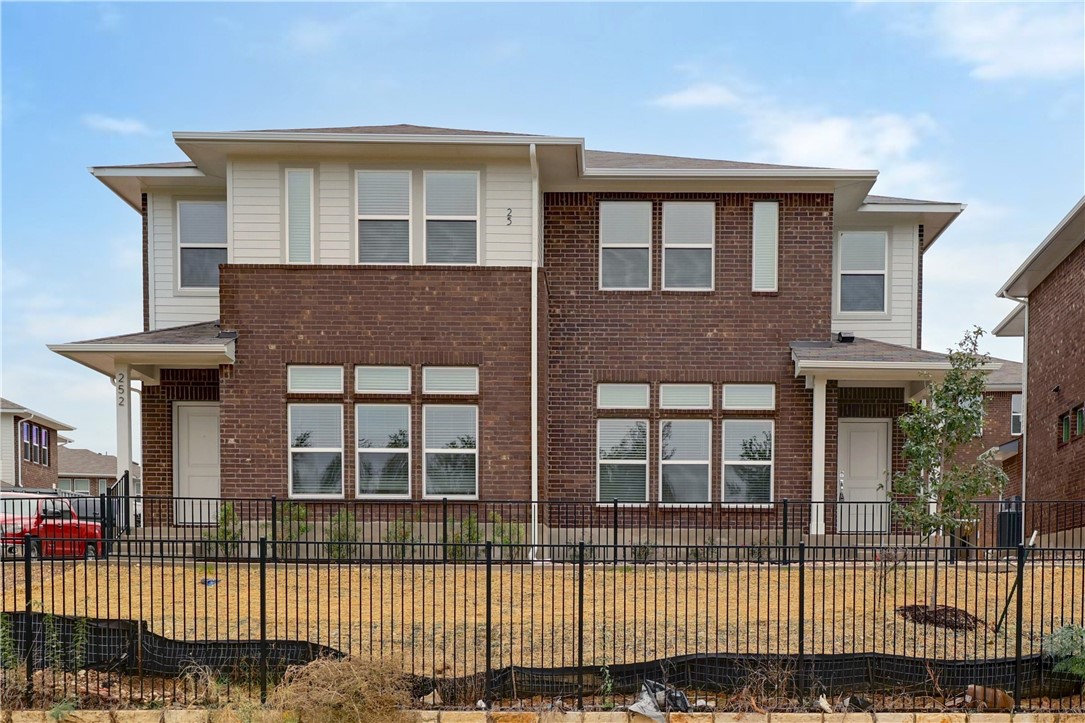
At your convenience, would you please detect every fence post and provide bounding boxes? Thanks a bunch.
[577,540,586,710]
[485,541,493,705]
[259,536,268,704]
[612,499,619,565]
[781,499,790,565]
[269,496,278,561]
[796,541,806,702]
[100,491,112,557]
[1013,542,1025,709]
[23,534,33,705]
[442,498,449,563]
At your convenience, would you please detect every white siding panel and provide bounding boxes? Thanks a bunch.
[149,192,219,330]
[0,414,15,485]
[230,161,282,264]
[319,162,352,264]
[483,163,532,266]
[831,223,918,347]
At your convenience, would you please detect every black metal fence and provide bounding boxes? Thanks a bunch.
[1,495,1084,712]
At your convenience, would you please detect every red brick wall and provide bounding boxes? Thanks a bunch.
[10,416,60,490]
[950,390,1022,493]
[1026,237,1085,502]
[217,264,535,500]
[543,191,834,504]
[140,369,220,497]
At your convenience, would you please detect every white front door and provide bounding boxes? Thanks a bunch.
[837,420,890,534]
[174,403,221,525]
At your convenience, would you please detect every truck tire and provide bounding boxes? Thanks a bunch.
[84,543,99,561]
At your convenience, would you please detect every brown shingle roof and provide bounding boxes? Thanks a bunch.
[243,123,538,136]
[864,194,956,206]
[65,321,234,346]
[790,337,955,365]
[584,149,820,171]
[58,447,141,479]
[985,357,1022,389]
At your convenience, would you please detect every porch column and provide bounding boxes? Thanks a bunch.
[114,365,132,483]
[810,375,827,535]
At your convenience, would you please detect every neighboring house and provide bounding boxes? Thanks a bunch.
[51,123,993,533]
[995,196,1085,505]
[948,358,1023,497]
[0,398,74,490]
[57,447,142,496]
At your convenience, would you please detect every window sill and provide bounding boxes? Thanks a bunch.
[288,493,346,501]
[719,503,774,510]
[175,287,220,298]
[751,291,780,297]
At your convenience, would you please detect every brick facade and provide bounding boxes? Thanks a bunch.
[951,390,1022,493]
[543,191,834,505]
[216,264,536,501]
[1025,238,1085,501]
[141,369,221,497]
[10,416,60,490]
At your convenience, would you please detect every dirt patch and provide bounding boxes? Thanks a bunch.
[897,604,985,631]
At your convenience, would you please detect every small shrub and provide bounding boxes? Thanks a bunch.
[1046,624,1085,680]
[269,656,412,723]
[489,511,524,559]
[277,502,312,542]
[0,613,16,669]
[326,510,358,561]
[383,513,420,559]
[204,503,243,558]
[631,542,654,563]
[447,513,483,561]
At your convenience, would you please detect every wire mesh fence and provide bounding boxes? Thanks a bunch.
[1,495,1084,712]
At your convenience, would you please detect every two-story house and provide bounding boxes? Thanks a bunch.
[50,124,981,533]
[0,398,74,490]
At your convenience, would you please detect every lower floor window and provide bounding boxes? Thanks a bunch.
[357,404,410,497]
[598,419,648,503]
[289,404,344,497]
[59,478,91,494]
[423,405,478,497]
[722,419,774,504]
[660,419,711,503]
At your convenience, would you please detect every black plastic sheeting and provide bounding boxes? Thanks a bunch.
[3,613,1081,703]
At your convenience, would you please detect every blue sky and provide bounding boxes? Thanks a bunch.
[2,2,1083,456]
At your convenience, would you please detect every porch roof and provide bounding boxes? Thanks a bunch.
[790,337,1002,381]
[47,321,236,385]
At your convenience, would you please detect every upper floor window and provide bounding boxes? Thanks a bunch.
[751,202,779,292]
[838,231,887,313]
[357,170,411,264]
[1010,394,1022,435]
[663,202,714,291]
[177,200,227,289]
[425,171,479,264]
[285,169,314,263]
[599,201,651,290]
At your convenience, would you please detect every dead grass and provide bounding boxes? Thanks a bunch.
[3,560,1084,677]
[268,656,413,723]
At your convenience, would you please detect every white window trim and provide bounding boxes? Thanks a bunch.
[356,169,413,266]
[287,365,345,394]
[422,404,479,500]
[596,418,649,505]
[423,366,479,395]
[836,230,890,316]
[751,201,779,292]
[356,403,412,500]
[355,366,412,395]
[662,202,715,292]
[176,199,227,294]
[597,383,650,410]
[287,403,345,500]
[658,419,712,507]
[422,170,480,266]
[1010,394,1023,436]
[599,201,652,292]
[721,419,775,507]
[659,383,712,410]
[285,168,315,264]
[722,384,776,411]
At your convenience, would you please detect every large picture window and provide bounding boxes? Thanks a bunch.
[660,419,711,503]
[288,404,344,498]
[597,419,648,503]
[177,200,227,289]
[722,420,774,504]
[838,231,887,313]
[423,405,478,497]
[356,404,410,497]
[599,202,651,290]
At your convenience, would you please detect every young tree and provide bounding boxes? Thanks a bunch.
[891,327,1009,536]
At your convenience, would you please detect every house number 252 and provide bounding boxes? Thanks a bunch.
[116,371,126,406]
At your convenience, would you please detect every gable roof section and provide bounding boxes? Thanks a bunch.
[583,149,820,171]
[0,398,75,432]
[58,447,142,479]
[999,195,1085,299]
[985,357,1022,391]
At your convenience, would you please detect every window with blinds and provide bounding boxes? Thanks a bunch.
[286,169,313,263]
[288,404,344,497]
[177,200,227,288]
[356,366,411,394]
[598,419,648,503]
[425,171,478,264]
[660,384,712,410]
[722,384,776,410]
[660,419,711,503]
[423,405,478,497]
[597,383,650,409]
[663,202,714,290]
[423,367,479,395]
[357,170,411,264]
[287,366,344,393]
[356,404,410,497]
[599,201,651,290]
[722,419,774,504]
[752,202,779,292]
[839,231,888,312]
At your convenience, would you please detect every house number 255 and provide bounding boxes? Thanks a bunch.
[506,208,513,226]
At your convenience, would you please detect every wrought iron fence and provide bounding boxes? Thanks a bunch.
[1,495,1084,713]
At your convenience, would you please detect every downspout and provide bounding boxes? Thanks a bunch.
[1020,303,1028,532]
[529,143,540,560]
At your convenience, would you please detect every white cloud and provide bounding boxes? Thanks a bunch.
[652,82,741,109]
[82,114,153,136]
[286,19,345,53]
[96,4,122,32]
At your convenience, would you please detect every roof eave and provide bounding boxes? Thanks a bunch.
[993,302,1026,338]
[48,342,236,384]
[998,195,1085,299]
[173,130,584,146]
[582,167,879,180]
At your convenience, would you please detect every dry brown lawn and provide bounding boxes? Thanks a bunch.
[4,559,1085,677]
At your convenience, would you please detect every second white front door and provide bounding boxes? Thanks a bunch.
[175,402,221,525]
[837,420,890,533]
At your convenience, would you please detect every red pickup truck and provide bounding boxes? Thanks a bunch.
[0,494,104,560]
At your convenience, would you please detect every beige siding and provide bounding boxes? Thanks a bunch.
[0,414,15,485]
[230,161,282,263]
[318,163,352,264]
[148,192,219,330]
[832,223,918,347]
[483,163,533,266]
